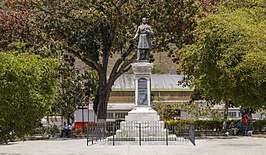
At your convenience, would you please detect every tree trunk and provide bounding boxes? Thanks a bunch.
[95,81,113,122]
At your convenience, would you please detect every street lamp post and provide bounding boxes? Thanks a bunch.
[88,97,90,127]
[82,104,84,133]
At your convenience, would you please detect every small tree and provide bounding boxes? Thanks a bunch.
[50,55,98,125]
[0,52,58,143]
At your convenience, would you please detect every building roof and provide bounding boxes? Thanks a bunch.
[112,74,192,91]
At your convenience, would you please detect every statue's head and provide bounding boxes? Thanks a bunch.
[142,17,147,24]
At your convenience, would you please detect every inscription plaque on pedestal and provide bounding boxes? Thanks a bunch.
[137,78,148,105]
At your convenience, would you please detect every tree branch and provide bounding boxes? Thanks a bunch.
[114,55,135,80]
[108,42,135,85]
[67,46,100,72]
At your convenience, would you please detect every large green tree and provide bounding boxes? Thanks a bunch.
[177,0,266,125]
[0,52,58,143]
[1,0,199,121]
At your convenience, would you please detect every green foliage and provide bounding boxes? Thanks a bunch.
[166,118,266,135]
[253,119,266,132]
[177,1,266,108]
[152,65,165,74]
[165,119,191,125]
[153,103,180,120]
[154,102,223,120]
[221,0,265,9]
[45,125,60,135]
[165,119,228,131]
[50,55,98,123]
[0,52,58,143]
[31,125,60,136]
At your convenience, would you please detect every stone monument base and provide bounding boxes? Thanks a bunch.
[125,106,159,122]
[115,107,176,140]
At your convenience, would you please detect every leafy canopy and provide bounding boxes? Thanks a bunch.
[0,52,58,143]
[177,0,266,108]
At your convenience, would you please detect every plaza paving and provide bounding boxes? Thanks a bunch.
[0,136,265,155]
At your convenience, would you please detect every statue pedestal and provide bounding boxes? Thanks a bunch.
[131,62,153,106]
[115,106,168,139]
[125,107,159,121]
[113,61,175,141]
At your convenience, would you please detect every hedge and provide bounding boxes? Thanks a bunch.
[165,119,266,132]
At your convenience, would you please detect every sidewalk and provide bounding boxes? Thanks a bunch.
[0,136,265,155]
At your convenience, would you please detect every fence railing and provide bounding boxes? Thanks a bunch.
[86,121,195,146]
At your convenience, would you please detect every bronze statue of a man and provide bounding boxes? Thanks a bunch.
[133,17,153,60]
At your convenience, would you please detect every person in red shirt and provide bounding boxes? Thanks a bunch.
[242,114,248,136]
[229,121,235,128]
[229,121,237,135]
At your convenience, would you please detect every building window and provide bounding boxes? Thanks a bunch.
[107,112,114,119]
[229,112,237,118]
[238,112,241,118]
[115,112,127,119]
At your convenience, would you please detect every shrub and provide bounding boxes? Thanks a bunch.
[253,119,266,132]
[46,125,60,135]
